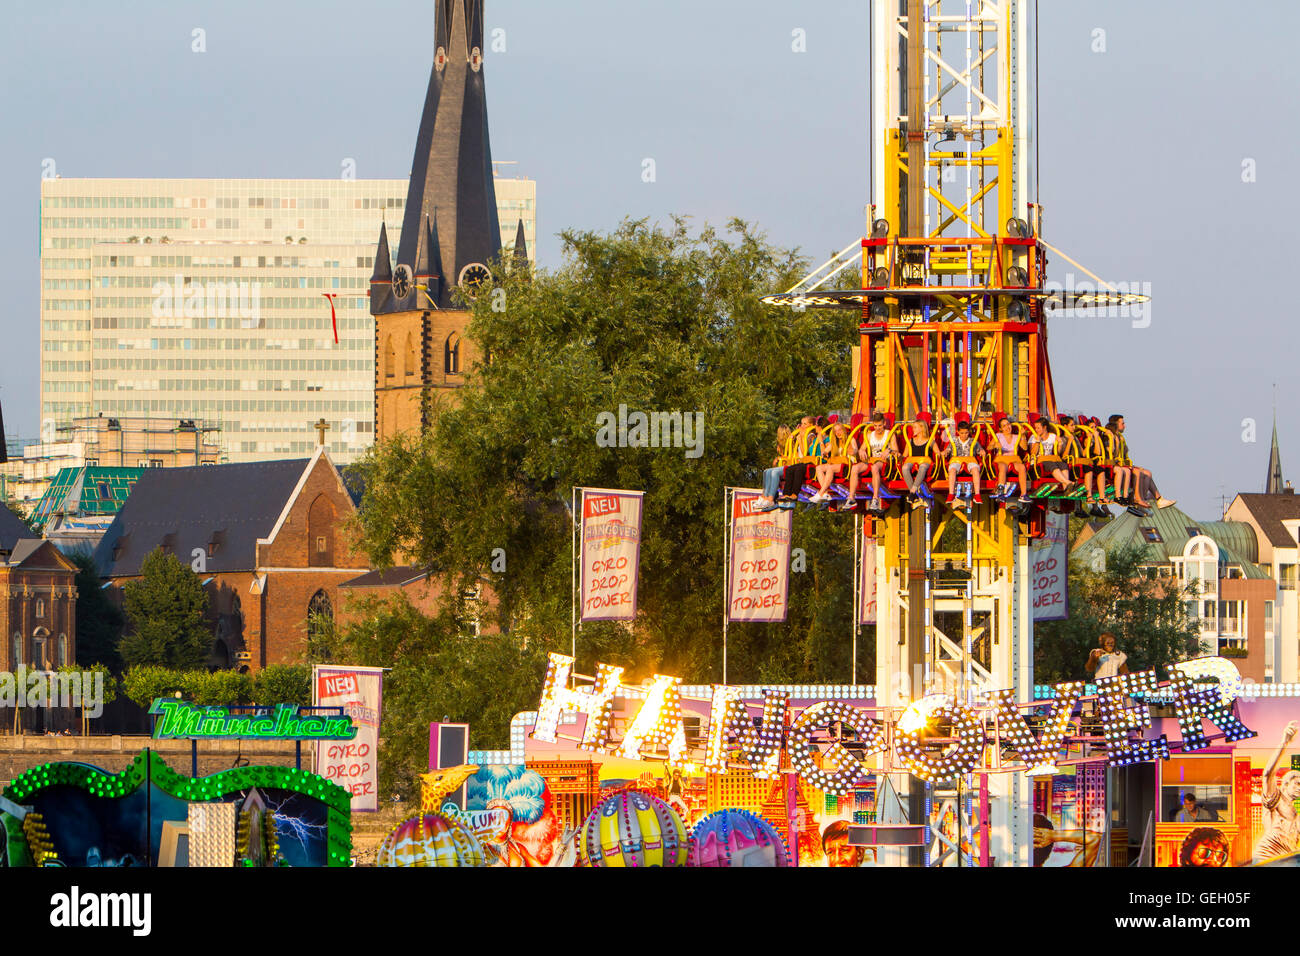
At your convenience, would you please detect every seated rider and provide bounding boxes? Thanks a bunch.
[1074,415,1108,515]
[839,410,899,513]
[990,412,1031,502]
[756,424,792,512]
[942,414,984,508]
[809,419,859,507]
[1109,414,1173,510]
[1028,416,1074,492]
[777,415,823,508]
[1104,414,1139,508]
[900,412,935,511]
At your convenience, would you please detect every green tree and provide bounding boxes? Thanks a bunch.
[120,549,211,670]
[325,594,551,799]
[350,218,858,685]
[1035,544,1206,683]
[71,551,125,670]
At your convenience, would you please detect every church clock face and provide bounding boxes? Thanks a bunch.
[458,262,491,296]
[392,263,413,299]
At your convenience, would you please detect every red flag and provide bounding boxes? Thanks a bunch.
[322,293,339,344]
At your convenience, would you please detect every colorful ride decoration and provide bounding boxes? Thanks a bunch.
[688,809,790,867]
[579,790,687,868]
[1,749,352,867]
[375,812,485,867]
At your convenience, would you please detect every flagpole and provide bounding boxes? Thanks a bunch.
[722,485,731,685]
[852,512,860,686]
[571,486,579,677]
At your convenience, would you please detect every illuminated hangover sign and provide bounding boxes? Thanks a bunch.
[530,654,1257,794]
[149,699,357,741]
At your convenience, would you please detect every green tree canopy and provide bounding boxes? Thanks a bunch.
[120,549,211,670]
[71,550,125,670]
[1034,543,1206,683]
[350,218,862,685]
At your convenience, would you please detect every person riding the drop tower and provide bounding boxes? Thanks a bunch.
[942,413,984,508]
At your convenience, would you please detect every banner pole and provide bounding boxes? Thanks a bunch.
[852,512,860,685]
[571,486,579,674]
[722,485,730,685]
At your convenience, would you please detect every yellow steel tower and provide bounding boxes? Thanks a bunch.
[763,1,1139,866]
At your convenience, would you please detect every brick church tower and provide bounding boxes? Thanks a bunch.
[371,0,515,441]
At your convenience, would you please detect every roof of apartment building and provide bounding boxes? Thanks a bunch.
[0,504,35,554]
[1071,503,1270,579]
[1230,492,1300,549]
[94,459,311,577]
[29,465,144,532]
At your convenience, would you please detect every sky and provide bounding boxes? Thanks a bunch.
[1,0,1296,519]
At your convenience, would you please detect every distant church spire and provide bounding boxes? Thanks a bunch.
[373,0,499,313]
[1266,413,1285,494]
[512,218,528,272]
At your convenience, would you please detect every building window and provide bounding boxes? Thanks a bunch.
[1139,527,1163,543]
[11,633,21,668]
[404,332,416,379]
[316,535,327,553]
[35,600,44,618]
[384,335,396,379]
[1265,600,1275,635]
[58,634,68,667]
[307,590,333,649]
[1281,564,1297,591]
[445,333,460,376]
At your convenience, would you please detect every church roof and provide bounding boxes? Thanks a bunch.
[94,459,312,577]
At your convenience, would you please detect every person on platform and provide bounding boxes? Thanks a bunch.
[1254,720,1300,864]
[822,820,867,867]
[900,413,936,511]
[1028,416,1074,492]
[1179,828,1231,868]
[990,412,1030,502]
[756,424,792,512]
[1173,792,1210,823]
[1086,631,1129,679]
[942,415,984,507]
[809,419,860,508]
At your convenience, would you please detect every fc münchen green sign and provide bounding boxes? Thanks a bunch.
[149,699,357,741]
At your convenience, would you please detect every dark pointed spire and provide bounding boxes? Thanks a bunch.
[381,0,499,311]
[369,222,393,314]
[512,218,529,272]
[417,213,445,306]
[1266,415,1285,494]
[371,222,392,282]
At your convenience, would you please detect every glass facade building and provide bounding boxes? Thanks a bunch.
[40,177,536,463]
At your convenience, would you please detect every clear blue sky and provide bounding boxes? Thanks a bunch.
[1,0,1295,518]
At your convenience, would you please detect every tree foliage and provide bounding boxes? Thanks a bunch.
[121,664,311,709]
[71,550,124,670]
[1034,543,1206,683]
[350,218,861,687]
[120,549,211,670]
[318,594,552,800]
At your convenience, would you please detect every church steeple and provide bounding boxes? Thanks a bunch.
[512,218,528,272]
[376,0,500,312]
[1266,414,1285,494]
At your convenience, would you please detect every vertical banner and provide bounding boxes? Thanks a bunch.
[727,490,793,622]
[579,488,644,622]
[313,665,384,811]
[1032,510,1069,621]
[860,531,878,625]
